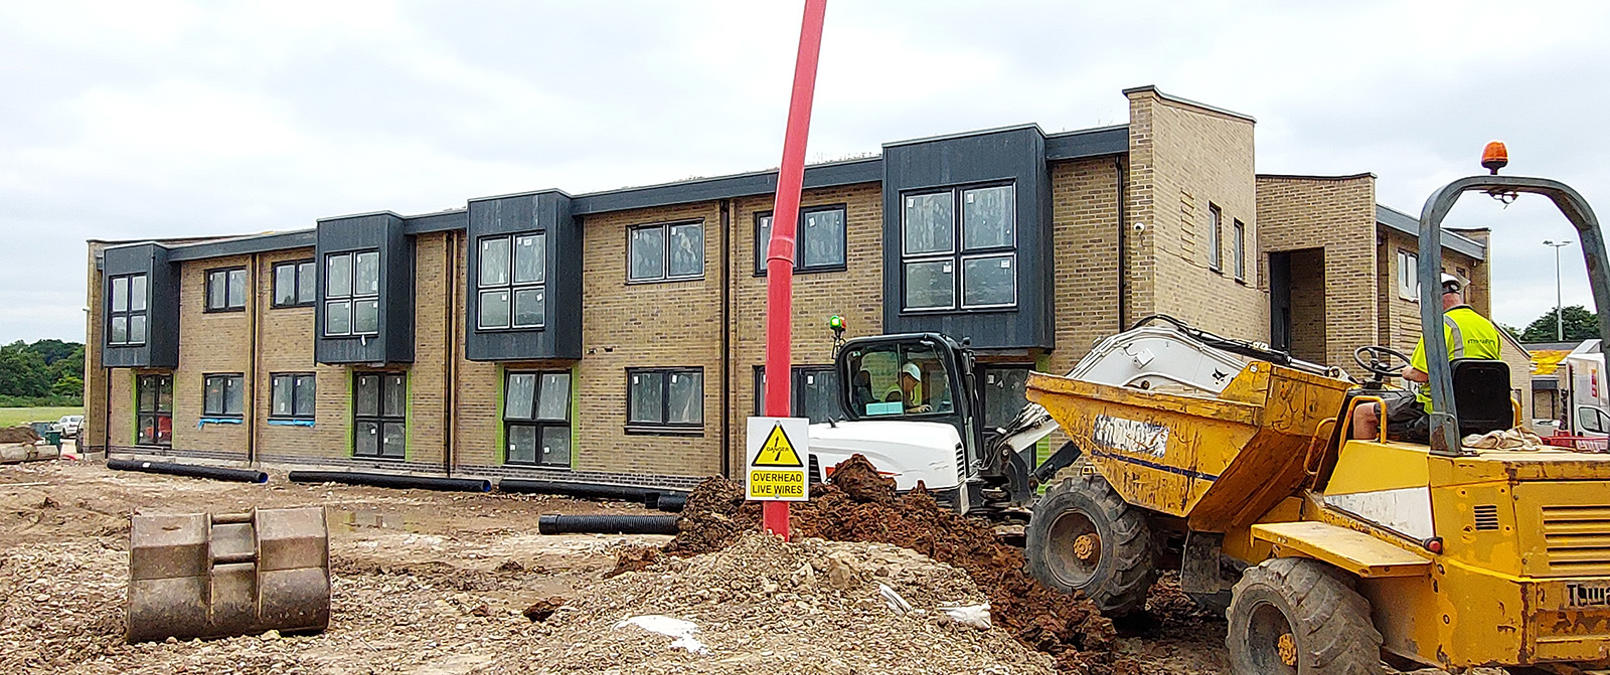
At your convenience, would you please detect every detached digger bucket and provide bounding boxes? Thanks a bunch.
[126,507,330,643]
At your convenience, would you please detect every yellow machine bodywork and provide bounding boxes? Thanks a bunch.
[1028,362,1610,670]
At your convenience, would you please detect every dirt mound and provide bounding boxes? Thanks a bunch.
[0,426,42,444]
[661,455,1118,672]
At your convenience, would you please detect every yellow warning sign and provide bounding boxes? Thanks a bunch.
[746,416,809,502]
[753,424,803,467]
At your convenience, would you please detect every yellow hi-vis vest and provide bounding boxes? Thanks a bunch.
[1409,305,1503,412]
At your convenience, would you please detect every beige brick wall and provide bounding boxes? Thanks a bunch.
[727,183,884,471]
[253,247,347,460]
[577,201,725,477]
[83,243,109,451]
[408,233,449,467]
[172,254,253,458]
[1126,89,1266,341]
[1045,158,1123,373]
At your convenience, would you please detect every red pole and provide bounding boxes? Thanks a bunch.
[762,0,827,541]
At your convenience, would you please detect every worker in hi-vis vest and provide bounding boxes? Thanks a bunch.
[1352,273,1502,442]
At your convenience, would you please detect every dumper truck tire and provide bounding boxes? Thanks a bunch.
[1026,473,1154,617]
[1226,557,1383,674]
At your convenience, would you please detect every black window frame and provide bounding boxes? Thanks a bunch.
[625,367,704,433]
[476,232,547,331]
[204,266,248,313]
[627,220,705,283]
[272,259,317,309]
[323,249,381,337]
[752,365,842,423]
[1232,219,1246,282]
[1207,203,1223,273]
[136,372,173,447]
[502,370,572,467]
[353,372,406,459]
[107,272,149,347]
[753,204,849,276]
[201,373,245,418]
[269,372,317,420]
[898,181,1018,313]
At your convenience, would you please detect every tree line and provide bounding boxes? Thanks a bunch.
[0,340,85,406]
[1501,305,1602,344]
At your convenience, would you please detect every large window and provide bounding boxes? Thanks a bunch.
[627,368,703,431]
[504,370,571,466]
[205,267,247,313]
[354,373,406,459]
[842,341,954,418]
[753,365,841,423]
[900,184,1016,311]
[202,373,245,418]
[1207,204,1223,272]
[1397,250,1420,301]
[270,373,316,420]
[325,250,380,336]
[136,373,172,446]
[755,205,847,274]
[478,233,546,330]
[272,259,316,308]
[629,221,703,282]
[108,273,148,346]
[1232,219,1246,282]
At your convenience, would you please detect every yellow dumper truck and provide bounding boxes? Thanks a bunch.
[1024,158,1610,672]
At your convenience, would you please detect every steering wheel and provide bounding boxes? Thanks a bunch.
[1353,346,1411,379]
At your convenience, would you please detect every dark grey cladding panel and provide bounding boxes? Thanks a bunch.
[880,126,1054,350]
[101,243,180,368]
[570,158,881,215]
[464,191,582,361]
[1044,125,1128,160]
[166,230,315,261]
[314,213,414,365]
[404,209,469,235]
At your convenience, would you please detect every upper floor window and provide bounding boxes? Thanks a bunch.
[1207,204,1223,272]
[755,205,847,274]
[325,250,380,336]
[478,233,546,330]
[272,259,316,308]
[108,273,148,346]
[504,370,571,466]
[900,183,1016,311]
[205,267,247,313]
[627,367,703,432]
[629,221,703,282]
[1397,250,1420,301]
[270,373,316,420]
[203,373,245,418]
[1233,219,1246,282]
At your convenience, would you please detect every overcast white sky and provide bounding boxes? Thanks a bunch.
[3,0,1607,345]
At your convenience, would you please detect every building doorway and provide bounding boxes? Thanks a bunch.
[1269,248,1326,363]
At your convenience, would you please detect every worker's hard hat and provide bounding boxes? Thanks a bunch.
[1440,273,1463,293]
[900,363,921,380]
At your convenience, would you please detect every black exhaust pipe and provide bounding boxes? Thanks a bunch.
[497,478,688,506]
[107,458,269,484]
[537,514,679,535]
[287,470,490,493]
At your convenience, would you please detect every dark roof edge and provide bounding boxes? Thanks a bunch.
[1046,125,1129,160]
[570,156,882,215]
[1375,204,1486,260]
[1256,172,1377,181]
[1122,85,1257,123]
[882,123,1044,149]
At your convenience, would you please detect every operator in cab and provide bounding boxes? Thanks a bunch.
[1351,274,1502,442]
[885,362,933,413]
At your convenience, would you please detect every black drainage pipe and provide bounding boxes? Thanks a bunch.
[538,514,679,535]
[287,471,491,493]
[108,458,269,484]
[654,493,687,513]
[498,478,688,506]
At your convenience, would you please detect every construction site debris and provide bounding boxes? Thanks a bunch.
[0,426,43,444]
[661,454,1118,672]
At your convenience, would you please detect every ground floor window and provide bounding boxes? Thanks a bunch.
[136,373,172,446]
[202,373,245,418]
[504,370,571,466]
[627,368,703,432]
[981,365,1034,430]
[270,373,316,420]
[354,372,406,459]
[753,365,841,423]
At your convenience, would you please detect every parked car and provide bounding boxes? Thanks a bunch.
[57,415,83,438]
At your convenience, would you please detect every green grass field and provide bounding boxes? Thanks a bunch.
[0,407,83,429]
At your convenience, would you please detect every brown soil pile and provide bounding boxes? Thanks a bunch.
[661,455,1118,672]
[0,426,42,444]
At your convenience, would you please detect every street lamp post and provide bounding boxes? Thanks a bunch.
[1544,240,1572,340]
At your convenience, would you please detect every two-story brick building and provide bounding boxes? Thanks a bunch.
[81,86,1523,489]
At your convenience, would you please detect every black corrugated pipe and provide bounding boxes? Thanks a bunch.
[498,478,688,505]
[108,458,269,484]
[538,514,679,535]
[288,470,490,493]
[654,493,687,512]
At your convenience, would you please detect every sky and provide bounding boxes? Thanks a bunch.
[3,0,1608,344]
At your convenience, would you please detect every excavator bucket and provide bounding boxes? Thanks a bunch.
[126,507,330,643]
